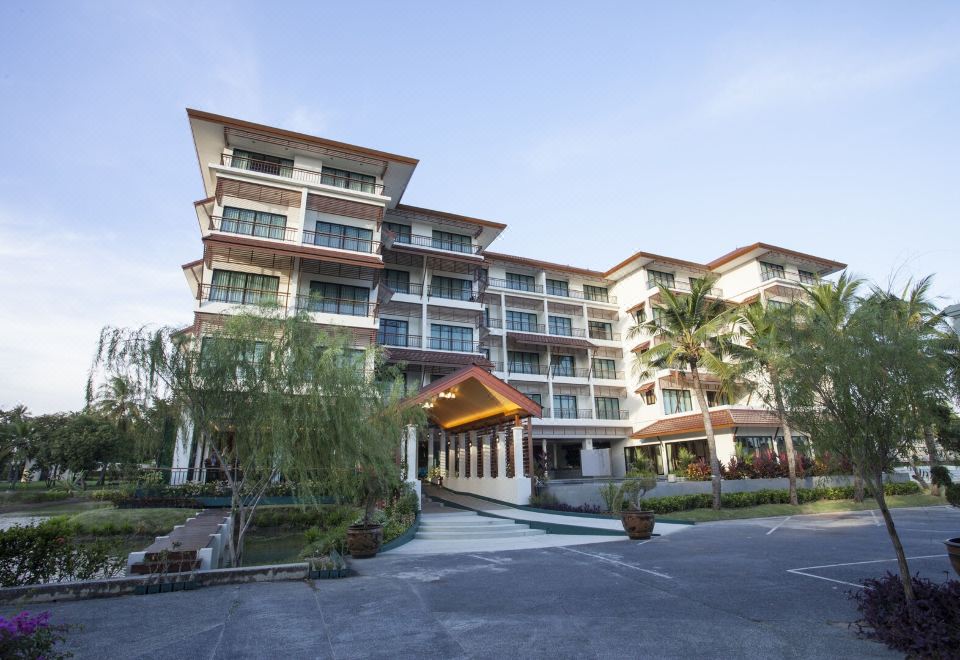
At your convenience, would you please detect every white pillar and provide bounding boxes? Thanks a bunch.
[469,431,478,478]
[497,431,508,477]
[439,430,447,478]
[404,425,421,509]
[481,434,491,478]
[512,426,525,477]
[582,438,593,450]
[427,429,435,471]
[458,433,466,478]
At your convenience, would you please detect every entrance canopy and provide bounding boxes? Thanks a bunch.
[404,365,542,432]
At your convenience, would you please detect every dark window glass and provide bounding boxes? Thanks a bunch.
[506,310,538,332]
[583,284,608,302]
[760,262,785,281]
[221,206,287,240]
[431,230,472,253]
[320,166,377,193]
[231,149,293,177]
[306,281,370,316]
[209,270,279,305]
[546,279,569,297]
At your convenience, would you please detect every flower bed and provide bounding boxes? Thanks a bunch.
[0,611,71,659]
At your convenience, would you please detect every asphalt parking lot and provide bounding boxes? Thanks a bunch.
[8,505,958,659]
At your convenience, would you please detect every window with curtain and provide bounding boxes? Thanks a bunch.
[231,149,293,177]
[662,389,693,415]
[506,310,538,332]
[583,284,609,302]
[377,318,409,346]
[320,166,377,193]
[506,272,536,292]
[431,230,472,253]
[306,281,370,316]
[706,390,730,407]
[592,358,617,379]
[312,220,374,252]
[552,394,577,418]
[383,269,410,294]
[209,270,280,305]
[760,261,785,281]
[508,351,541,374]
[430,275,473,301]
[551,354,575,377]
[776,435,811,455]
[221,206,287,240]
[384,222,411,244]
[798,270,816,284]
[546,279,569,297]
[595,397,621,420]
[647,270,675,288]
[735,436,775,455]
[633,307,647,324]
[430,324,473,352]
[548,316,572,336]
[589,320,613,340]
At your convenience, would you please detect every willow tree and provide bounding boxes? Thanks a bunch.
[628,275,738,510]
[782,276,954,603]
[88,307,422,566]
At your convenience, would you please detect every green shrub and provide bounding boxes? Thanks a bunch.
[930,465,953,488]
[528,492,559,508]
[946,483,960,507]
[0,490,71,505]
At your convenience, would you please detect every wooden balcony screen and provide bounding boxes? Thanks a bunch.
[216,178,302,208]
[306,193,383,222]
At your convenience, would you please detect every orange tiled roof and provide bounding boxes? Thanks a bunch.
[631,408,782,439]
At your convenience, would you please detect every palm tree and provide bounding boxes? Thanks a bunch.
[628,275,738,510]
[93,376,142,484]
[733,302,801,505]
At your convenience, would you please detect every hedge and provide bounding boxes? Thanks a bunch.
[946,483,960,508]
[640,482,921,515]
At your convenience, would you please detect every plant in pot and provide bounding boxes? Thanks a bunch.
[618,458,658,540]
[946,483,960,576]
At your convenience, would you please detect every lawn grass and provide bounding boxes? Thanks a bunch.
[664,493,946,523]
[67,507,200,536]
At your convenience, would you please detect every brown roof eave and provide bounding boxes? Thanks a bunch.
[394,203,507,230]
[707,242,846,272]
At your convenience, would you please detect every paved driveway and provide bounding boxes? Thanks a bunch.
[8,505,958,659]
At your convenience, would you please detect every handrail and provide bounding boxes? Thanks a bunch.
[385,231,481,255]
[220,153,385,195]
[427,285,480,302]
[199,284,287,307]
[376,333,422,348]
[294,295,376,317]
[504,321,588,338]
[488,278,544,294]
[647,278,723,297]
[507,363,549,376]
[302,229,379,254]
[383,282,424,296]
[423,337,484,353]
[592,370,625,380]
[550,366,592,379]
[545,408,596,420]
[761,270,815,285]
[488,278,618,304]
[588,329,621,341]
[209,215,299,243]
[596,409,630,420]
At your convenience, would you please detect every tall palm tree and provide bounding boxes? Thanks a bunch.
[628,275,737,510]
[733,302,801,504]
[93,376,142,484]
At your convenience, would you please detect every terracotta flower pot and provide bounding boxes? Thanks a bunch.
[346,524,383,559]
[945,538,960,578]
[620,510,656,540]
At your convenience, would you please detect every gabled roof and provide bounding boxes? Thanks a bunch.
[707,242,845,273]
[484,252,607,279]
[631,407,783,439]
[404,365,542,431]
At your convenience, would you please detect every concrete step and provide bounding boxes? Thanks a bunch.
[419,523,520,533]
[416,528,547,540]
[419,518,516,528]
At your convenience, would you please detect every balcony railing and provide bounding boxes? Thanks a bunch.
[383,282,424,296]
[549,366,592,379]
[199,284,288,307]
[295,295,376,317]
[502,320,587,338]
[592,370,625,380]
[209,216,299,243]
[220,153,385,195]
[424,338,484,353]
[387,232,481,255]
[507,363,549,376]
[544,408,596,420]
[761,270,815,285]
[588,329,621,341]
[596,409,630,420]
[647,278,723,298]
[376,333,422,348]
[487,279,618,304]
[484,317,503,329]
[427,286,480,302]
[489,278,543,294]
[302,230,379,254]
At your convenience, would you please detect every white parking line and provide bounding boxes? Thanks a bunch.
[766,516,792,535]
[559,546,672,579]
[787,554,947,589]
[868,510,881,526]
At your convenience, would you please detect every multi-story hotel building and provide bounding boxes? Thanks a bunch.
[174,109,845,484]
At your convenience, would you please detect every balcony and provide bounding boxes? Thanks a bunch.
[199,284,288,307]
[383,282,424,296]
[294,295,376,317]
[220,154,385,195]
[487,279,617,304]
[760,270,815,285]
[302,229,379,254]
[549,366,591,379]
[427,285,480,302]
[375,333,483,353]
[507,363,549,377]
[588,328,621,341]
[386,232,481,255]
[592,369,625,380]
[596,408,630,421]
[208,216,380,256]
[504,320,587,338]
[376,332,422,348]
[488,278,544,294]
[543,408,596,420]
[647,278,723,298]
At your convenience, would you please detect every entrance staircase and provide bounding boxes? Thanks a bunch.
[416,509,546,541]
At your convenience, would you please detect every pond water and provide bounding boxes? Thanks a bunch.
[241,529,309,566]
[0,514,48,531]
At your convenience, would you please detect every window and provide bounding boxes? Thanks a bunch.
[430,275,473,301]
[798,270,816,285]
[595,397,622,420]
[431,230,472,254]
[546,279,569,297]
[231,149,293,177]
[383,269,410,294]
[548,315,572,336]
[377,318,409,346]
[583,284,609,302]
[312,221,374,252]
[384,222,411,244]
[592,358,617,379]
[632,307,647,324]
[506,310,538,332]
[644,389,657,405]
[508,351,541,375]
[552,394,577,418]
[306,281,370,316]
[221,206,287,240]
[523,392,543,406]
[200,337,267,381]
[430,324,473,352]
[662,389,693,415]
[506,272,537,292]
[209,270,279,305]
[760,261,785,281]
[589,320,613,340]
[550,354,575,377]
[735,436,775,455]
[767,299,790,310]
[776,435,811,455]
[648,270,675,288]
[320,166,377,194]
[337,348,366,370]
[651,307,664,327]
[706,390,730,407]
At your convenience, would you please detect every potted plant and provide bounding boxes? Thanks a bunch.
[427,465,444,487]
[618,458,658,540]
[345,464,394,558]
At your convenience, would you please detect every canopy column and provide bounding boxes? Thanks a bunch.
[404,425,421,509]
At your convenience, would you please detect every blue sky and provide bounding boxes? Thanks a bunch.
[1,1,958,413]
